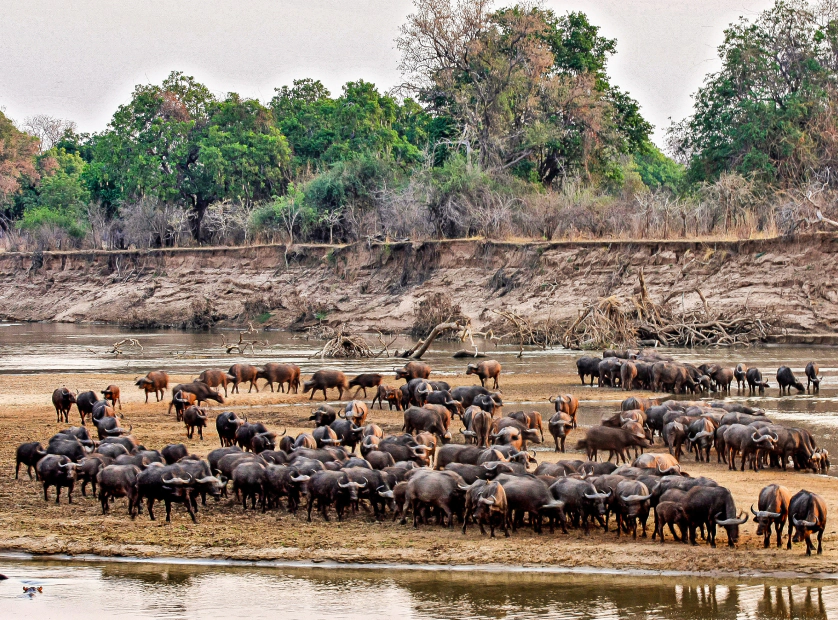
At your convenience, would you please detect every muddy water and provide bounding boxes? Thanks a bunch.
[1,556,836,619]
[2,322,837,467]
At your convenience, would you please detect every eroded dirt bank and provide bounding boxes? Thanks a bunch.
[1,235,837,335]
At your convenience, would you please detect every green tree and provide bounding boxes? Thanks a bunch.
[671,0,838,185]
[91,71,290,241]
[270,79,426,172]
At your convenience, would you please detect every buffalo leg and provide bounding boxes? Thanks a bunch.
[817,528,823,554]
[43,483,50,502]
[148,498,156,520]
[55,486,61,504]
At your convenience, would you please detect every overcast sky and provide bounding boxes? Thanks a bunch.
[0,0,776,146]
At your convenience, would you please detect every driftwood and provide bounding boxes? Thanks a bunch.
[562,269,773,349]
[88,338,144,356]
[400,321,466,359]
[453,349,487,358]
[222,324,267,354]
[309,324,375,359]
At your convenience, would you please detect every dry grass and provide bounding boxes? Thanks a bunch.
[1,370,836,575]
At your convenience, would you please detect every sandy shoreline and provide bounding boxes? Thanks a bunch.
[2,369,836,576]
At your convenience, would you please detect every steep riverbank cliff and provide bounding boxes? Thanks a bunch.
[1,235,837,339]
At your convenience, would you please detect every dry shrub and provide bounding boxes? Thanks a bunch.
[411,292,468,338]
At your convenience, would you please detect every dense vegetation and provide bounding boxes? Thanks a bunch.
[1,0,836,250]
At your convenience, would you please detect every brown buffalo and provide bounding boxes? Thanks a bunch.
[229,364,260,393]
[550,394,579,428]
[257,363,300,393]
[372,384,403,410]
[135,371,169,403]
[395,362,431,381]
[197,370,233,396]
[466,360,501,389]
[101,385,122,411]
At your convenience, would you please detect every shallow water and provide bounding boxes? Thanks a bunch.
[2,322,837,471]
[0,556,836,619]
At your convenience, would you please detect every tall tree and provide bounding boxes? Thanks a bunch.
[397,0,650,185]
[671,0,838,185]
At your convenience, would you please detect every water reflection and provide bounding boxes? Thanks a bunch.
[0,559,834,619]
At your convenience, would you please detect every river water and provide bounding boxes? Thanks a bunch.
[2,321,837,471]
[0,556,836,619]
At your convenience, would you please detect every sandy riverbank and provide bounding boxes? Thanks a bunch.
[1,369,835,576]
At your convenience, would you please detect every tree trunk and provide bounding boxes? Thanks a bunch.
[189,197,211,243]
[401,322,462,359]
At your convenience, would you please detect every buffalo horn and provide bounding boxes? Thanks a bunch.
[751,504,781,519]
[715,511,748,525]
[621,493,653,502]
[792,515,817,528]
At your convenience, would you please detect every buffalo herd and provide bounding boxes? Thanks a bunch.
[17,353,829,556]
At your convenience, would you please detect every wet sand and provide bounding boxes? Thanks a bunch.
[2,369,836,576]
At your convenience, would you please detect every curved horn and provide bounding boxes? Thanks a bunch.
[621,493,653,502]
[792,515,817,528]
[482,462,500,470]
[289,474,310,482]
[458,483,475,491]
[752,433,773,443]
[585,491,609,499]
[196,475,220,484]
[162,474,191,484]
[338,481,351,488]
[478,496,495,505]
[715,511,748,526]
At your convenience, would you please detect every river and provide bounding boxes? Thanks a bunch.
[0,555,835,619]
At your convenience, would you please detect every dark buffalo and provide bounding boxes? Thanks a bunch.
[788,490,827,555]
[654,501,688,543]
[306,470,366,522]
[168,382,224,413]
[576,356,600,386]
[16,441,47,479]
[805,362,822,392]
[182,406,208,440]
[303,370,348,401]
[75,390,98,426]
[401,470,465,528]
[52,388,77,423]
[403,407,451,441]
[777,366,805,395]
[576,426,650,463]
[135,465,197,522]
[216,411,246,447]
[682,486,747,548]
[162,443,189,465]
[232,460,268,511]
[549,478,609,534]
[36,454,77,503]
[348,373,383,398]
[235,423,271,451]
[746,368,770,393]
[97,464,141,516]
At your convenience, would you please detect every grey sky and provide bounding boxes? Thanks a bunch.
[0,0,776,146]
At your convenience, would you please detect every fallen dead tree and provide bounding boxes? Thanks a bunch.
[561,270,774,349]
